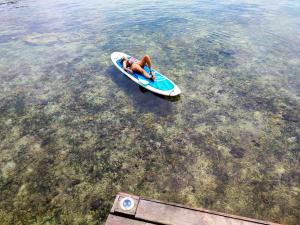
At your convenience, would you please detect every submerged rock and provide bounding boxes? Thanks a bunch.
[23,32,87,46]
[23,33,60,45]
[282,109,299,122]
[1,161,16,179]
[230,147,246,158]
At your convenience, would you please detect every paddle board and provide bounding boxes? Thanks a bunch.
[111,52,181,96]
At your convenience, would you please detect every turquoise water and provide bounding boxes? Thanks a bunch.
[0,0,299,224]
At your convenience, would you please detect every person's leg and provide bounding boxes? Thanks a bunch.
[139,55,152,70]
[131,64,152,79]
[138,55,155,80]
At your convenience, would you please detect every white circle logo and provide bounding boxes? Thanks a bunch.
[120,197,135,211]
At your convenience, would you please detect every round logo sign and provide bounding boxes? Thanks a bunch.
[120,197,135,211]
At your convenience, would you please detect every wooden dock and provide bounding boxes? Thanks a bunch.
[105,192,282,225]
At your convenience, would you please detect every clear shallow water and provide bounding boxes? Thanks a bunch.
[0,0,299,224]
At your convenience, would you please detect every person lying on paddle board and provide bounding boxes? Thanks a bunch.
[121,54,156,81]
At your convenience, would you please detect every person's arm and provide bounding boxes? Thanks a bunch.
[126,68,133,73]
[122,59,127,71]
[123,60,133,73]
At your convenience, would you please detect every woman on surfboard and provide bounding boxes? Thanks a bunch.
[121,54,156,81]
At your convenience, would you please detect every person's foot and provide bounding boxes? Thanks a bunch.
[150,70,155,81]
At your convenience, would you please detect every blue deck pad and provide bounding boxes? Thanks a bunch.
[117,59,174,91]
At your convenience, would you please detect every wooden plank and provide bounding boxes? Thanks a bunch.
[135,199,267,225]
[137,198,280,225]
[105,193,282,225]
[105,214,156,225]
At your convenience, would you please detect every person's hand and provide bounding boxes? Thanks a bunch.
[150,70,156,81]
[125,68,133,73]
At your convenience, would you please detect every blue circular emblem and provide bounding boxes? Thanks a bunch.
[120,197,134,210]
[123,199,132,209]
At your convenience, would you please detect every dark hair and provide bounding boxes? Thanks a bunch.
[121,56,127,62]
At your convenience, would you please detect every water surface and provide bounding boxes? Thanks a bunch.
[0,0,299,224]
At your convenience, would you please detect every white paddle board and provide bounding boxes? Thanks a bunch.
[111,52,181,96]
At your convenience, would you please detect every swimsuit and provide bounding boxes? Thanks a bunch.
[127,56,138,67]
